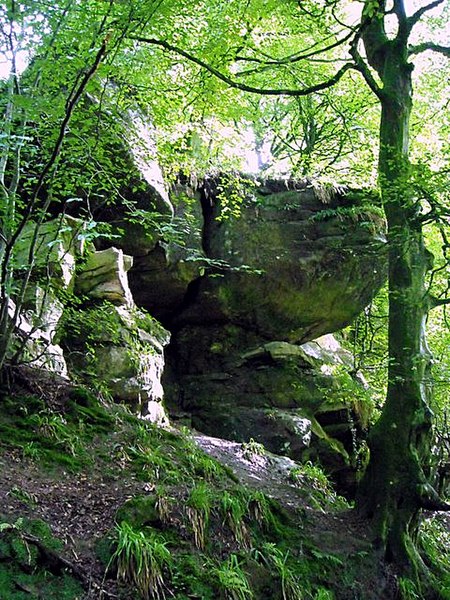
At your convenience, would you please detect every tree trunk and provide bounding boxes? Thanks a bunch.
[356,36,438,576]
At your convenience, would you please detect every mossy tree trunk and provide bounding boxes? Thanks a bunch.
[356,1,449,575]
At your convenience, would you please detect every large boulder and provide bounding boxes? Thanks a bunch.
[75,247,134,305]
[174,179,385,341]
[125,177,385,487]
[130,178,385,341]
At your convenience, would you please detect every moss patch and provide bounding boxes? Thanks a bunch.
[0,518,83,600]
[0,389,113,471]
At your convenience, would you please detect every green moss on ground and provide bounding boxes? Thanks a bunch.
[0,386,359,599]
[0,388,114,471]
[107,474,342,600]
[0,518,83,600]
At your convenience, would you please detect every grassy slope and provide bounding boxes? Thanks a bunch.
[0,371,448,600]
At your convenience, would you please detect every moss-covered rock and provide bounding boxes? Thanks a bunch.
[75,246,134,305]
[60,303,170,420]
[166,332,371,494]
[140,179,385,492]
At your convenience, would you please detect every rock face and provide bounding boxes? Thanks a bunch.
[61,302,170,422]
[15,216,85,291]
[8,216,88,377]
[165,331,371,492]
[125,176,386,487]
[75,247,134,305]
[61,245,170,422]
[7,295,69,377]
[9,166,386,482]
[7,86,389,485]
[10,216,170,423]
[131,179,385,341]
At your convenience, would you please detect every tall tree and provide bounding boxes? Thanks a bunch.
[349,0,450,577]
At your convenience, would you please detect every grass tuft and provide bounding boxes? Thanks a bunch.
[213,554,254,600]
[221,490,251,549]
[110,521,172,600]
[186,483,211,550]
[251,543,302,600]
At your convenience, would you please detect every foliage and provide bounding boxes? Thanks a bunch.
[398,577,422,600]
[58,300,166,400]
[171,553,217,599]
[347,286,389,409]
[0,389,113,470]
[419,517,450,596]
[248,491,284,536]
[0,0,134,370]
[186,482,212,550]
[289,462,350,511]
[212,554,254,600]
[215,173,257,222]
[0,379,396,600]
[241,438,266,461]
[221,490,251,548]
[309,204,384,227]
[123,422,228,486]
[8,485,38,507]
[60,301,122,348]
[251,544,302,600]
[313,590,334,600]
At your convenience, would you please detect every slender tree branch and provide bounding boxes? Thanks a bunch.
[235,29,354,73]
[235,55,348,77]
[429,296,450,309]
[393,0,409,42]
[418,206,450,224]
[349,37,385,100]
[426,224,450,303]
[0,37,110,366]
[331,4,360,32]
[236,29,340,64]
[393,0,407,22]
[407,0,446,31]
[128,35,356,97]
[409,42,450,57]
[417,482,450,510]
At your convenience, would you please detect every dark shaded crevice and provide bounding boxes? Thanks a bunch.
[131,177,224,331]
[159,179,222,332]
[166,178,223,328]
[163,275,205,333]
[198,175,220,256]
